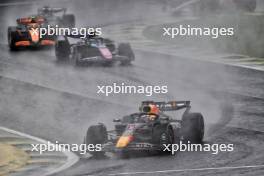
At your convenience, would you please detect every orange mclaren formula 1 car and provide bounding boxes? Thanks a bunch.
[7,16,56,50]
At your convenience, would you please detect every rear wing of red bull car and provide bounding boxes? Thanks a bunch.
[140,101,191,112]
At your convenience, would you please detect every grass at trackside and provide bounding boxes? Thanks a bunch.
[0,143,29,176]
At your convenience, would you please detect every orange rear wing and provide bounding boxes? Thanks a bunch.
[17,17,44,25]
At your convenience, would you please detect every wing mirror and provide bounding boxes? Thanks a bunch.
[113,118,121,122]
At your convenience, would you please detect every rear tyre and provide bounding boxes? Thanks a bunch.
[118,43,135,65]
[62,14,75,28]
[181,113,204,143]
[55,38,70,61]
[84,123,107,158]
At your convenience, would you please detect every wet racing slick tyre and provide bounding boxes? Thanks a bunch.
[62,14,75,28]
[181,113,204,144]
[84,123,107,158]
[118,43,135,65]
[153,125,175,155]
[55,38,70,61]
[233,0,256,12]
[161,126,175,154]
[8,27,18,51]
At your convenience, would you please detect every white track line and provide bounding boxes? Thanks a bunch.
[0,126,79,176]
[94,165,264,176]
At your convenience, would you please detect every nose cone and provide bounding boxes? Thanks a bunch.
[99,47,112,59]
[116,136,133,148]
[29,29,39,43]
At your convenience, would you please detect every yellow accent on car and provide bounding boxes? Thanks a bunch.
[116,136,133,148]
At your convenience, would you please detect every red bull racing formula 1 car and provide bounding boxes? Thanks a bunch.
[84,101,204,158]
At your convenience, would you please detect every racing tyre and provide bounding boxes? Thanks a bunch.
[62,14,75,28]
[233,0,256,12]
[181,113,204,144]
[85,123,107,158]
[118,43,135,65]
[55,39,70,61]
[164,126,175,145]
[152,125,175,155]
[157,125,175,155]
[8,27,18,51]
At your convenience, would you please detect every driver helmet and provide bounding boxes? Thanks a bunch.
[30,16,37,23]
[148,104,160,114]
[147,104,160,120]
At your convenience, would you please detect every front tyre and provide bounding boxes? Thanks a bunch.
[158,126,175,155]
[55,38,70,61]
[181,113,204,144]
[84,123,107,158]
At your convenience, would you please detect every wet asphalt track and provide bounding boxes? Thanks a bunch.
[0,0,264,176]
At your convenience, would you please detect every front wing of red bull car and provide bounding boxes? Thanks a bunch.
[84,101,204,158]
[7,16,56,50]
